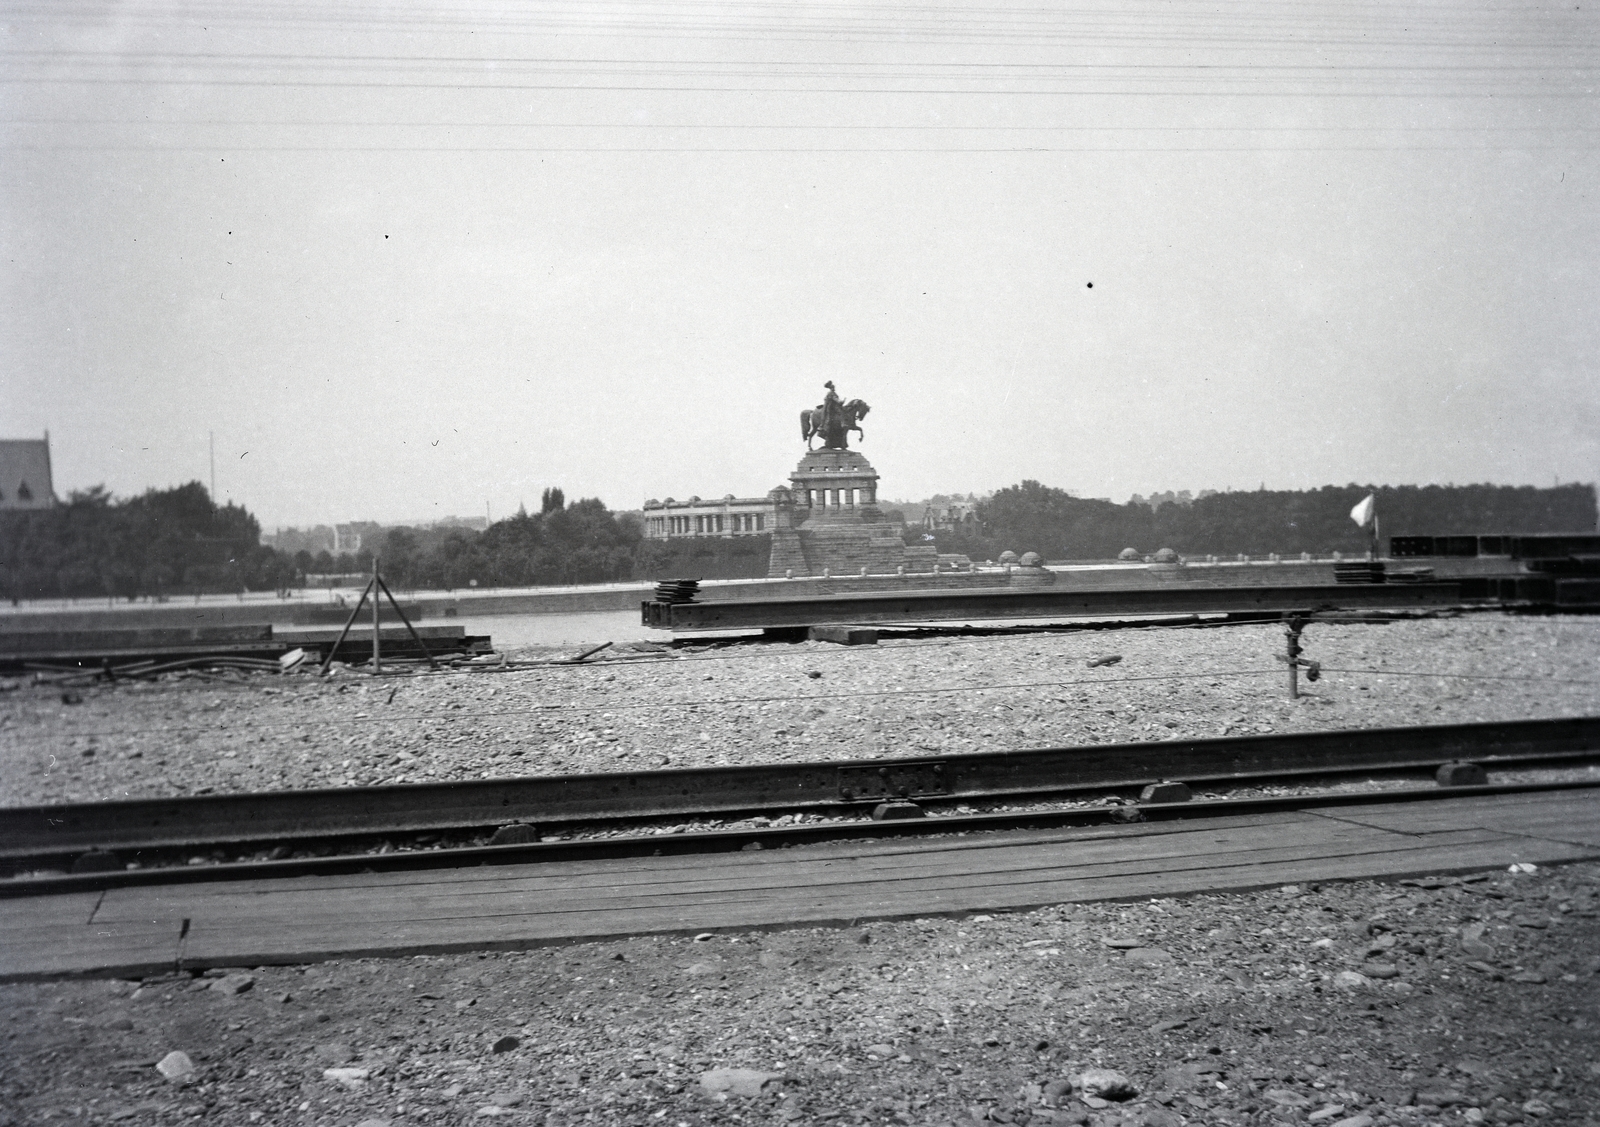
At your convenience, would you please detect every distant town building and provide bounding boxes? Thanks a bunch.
[266,517,486,553]
[921,500,979,533]
[333,524,363,553]
[1128,489,1218,509]
[429,515,489,531]
[0,434,55,510]
[264,521,384,554]
[642,494,773,539]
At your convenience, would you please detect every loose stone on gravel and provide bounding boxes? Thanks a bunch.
[313,1042,356,1065]
[1076,1067,1137,1101]
[154,1050,195,1084]
[698,1066,786,1096]
[207,972,255,995]
[1462,922,1498,959]
[1041,1077,1074,1105]
[1145,1110,1187,1127]
[1266,1087,1315,1106]
[1123,946,1176,967]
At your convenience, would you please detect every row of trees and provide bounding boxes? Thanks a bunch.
[4,479,1594,602]
[929,481,1598,561]
[0,483,292,601]
[375,495,640,589]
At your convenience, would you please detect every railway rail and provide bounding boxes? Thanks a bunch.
[0,623,493,675]
[5,716,1596,897]
[641,581,1467,633]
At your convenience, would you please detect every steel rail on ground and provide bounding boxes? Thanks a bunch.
[642,582,1466,632]
[2,717,1596,884]
[7,776,1600,899]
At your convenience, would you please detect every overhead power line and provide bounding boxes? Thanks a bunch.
[5,2,1593,49]
[3,80,1592,97]
[10,121,1597,131]
[9,144,1596,153]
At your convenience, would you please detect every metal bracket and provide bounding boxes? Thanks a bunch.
[837,761,948,802]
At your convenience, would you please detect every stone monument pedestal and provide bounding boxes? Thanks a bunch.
[767,450,934,578]
[787,449,882,524]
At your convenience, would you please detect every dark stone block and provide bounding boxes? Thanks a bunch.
[1140,781,1193,804]
[70,850,122,874]
[488,823,541,846]
[1436,761,1488,787]
[808,626,879,645]
[872,801,925,820]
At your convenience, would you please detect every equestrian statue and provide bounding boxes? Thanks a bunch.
[800,381,870,450]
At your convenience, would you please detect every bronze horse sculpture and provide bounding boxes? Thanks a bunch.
[800,398,870,450]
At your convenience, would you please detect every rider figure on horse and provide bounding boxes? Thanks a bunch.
[801,381,868,450]
[819,381,845,445]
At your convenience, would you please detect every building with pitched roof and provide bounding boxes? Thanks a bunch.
[0,434,54,510]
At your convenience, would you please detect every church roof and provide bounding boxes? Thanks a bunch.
[0,437,54,509]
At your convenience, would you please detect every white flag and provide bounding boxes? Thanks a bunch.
[1349,493,1376,528]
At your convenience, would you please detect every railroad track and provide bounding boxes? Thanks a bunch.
[4,717,1596,897]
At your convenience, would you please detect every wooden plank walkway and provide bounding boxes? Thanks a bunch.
[3,789,1597,980]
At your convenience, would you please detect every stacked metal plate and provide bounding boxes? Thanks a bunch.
[652,579,701,604]
[1334,561,1387,584]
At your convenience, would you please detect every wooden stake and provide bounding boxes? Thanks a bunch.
[371,556,382,675]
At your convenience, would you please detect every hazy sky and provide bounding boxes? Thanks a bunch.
[3,1,1597,529]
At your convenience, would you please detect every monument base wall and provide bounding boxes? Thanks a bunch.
[767,528,811,578]
[766,528,939,578]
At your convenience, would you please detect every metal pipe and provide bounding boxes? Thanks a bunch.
[1285,617,1304,699]
[371,556,381,675]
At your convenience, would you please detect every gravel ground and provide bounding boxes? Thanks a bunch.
[3,863,1596,1127]
[2,615,1598,808]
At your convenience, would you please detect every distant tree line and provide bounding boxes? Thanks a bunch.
[374,496,640,589]
[6,478,1593,602]
[925,481,1599,562]
[0,482,292,602]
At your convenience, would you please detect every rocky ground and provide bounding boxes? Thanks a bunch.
[2,615,1598,807]
[2,612,1598,1126]
[3,864,1597,1127]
